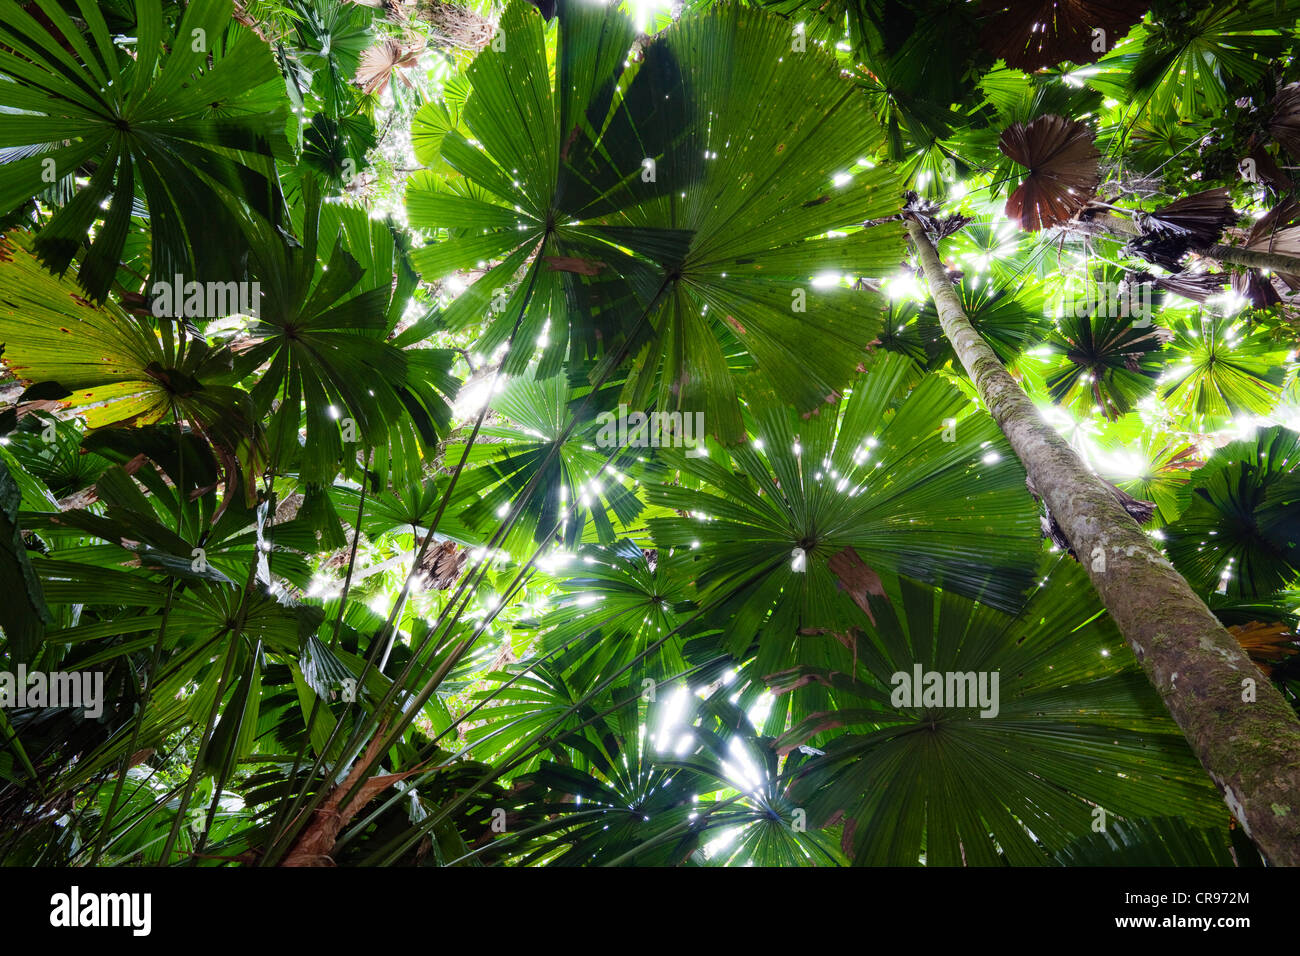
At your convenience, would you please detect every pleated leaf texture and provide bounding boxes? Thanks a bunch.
[999,114,1100,231]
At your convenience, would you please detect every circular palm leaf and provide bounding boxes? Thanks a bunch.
[505,691,845,866]
[1130,3,1291,120]
[1158,315,1287,426]
[0,0,290,300]
[778,560,1224,865]
[449,368,650,553]
[408,1,906,441]
[237,181,459,485]
[1095,421,1199,526]
[999,114,1100,231]
[647,351,1043,689]
[916,280,1055,367]
[530,541,697,682]
[1163,425,1300,599]
[1044,311,1168,419]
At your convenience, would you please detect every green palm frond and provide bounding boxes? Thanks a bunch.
[1053,816,1251,866]
[530,541,696,682]
[238,180,458,484]
[0,231,265,499]
[1163,425,1300,599]
[1159,314,1288,426]
[1129,2,1292,121]
[448,368,651,552]
[409,1,906,440]
[1044,311,1167,420]
[647,351,1043,681]
[1094,419,1200,526]
[503,690,845,866]
[0,0,291,300]
[780,560,1224,865]
[917,279,1055,368]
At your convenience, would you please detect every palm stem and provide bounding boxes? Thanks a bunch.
[908,215,1300,866]
[1065,213,1300,274]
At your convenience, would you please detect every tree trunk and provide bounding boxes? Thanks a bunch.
[1065,213,1300,275]
[906,216,1300,866]
[280,733,422,866]
[413,0,496,50]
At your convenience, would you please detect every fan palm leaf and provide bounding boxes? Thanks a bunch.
[409,1,906,441]
[1163,425,1300,599]
[1053,816,1250,866]
[0,0,291,300]
[1158,314,1287,425]
[646,352,1043,689]
[1044,311,1168,420]
[779,560,1225,865]
[447,368,653,552]
[236,180,458,483]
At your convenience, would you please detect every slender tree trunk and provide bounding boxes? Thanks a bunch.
[1065,213,1300,274]
[906,216,1300,866]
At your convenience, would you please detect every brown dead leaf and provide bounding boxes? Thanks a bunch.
[543,256,606,276]
[828,547,886,624]
[1229,620,1298,676]
[775,715,844,755]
